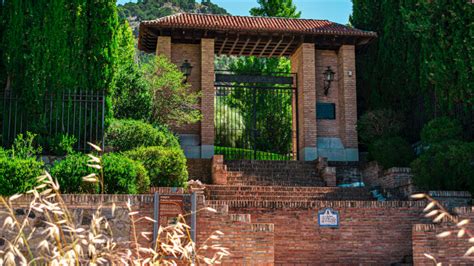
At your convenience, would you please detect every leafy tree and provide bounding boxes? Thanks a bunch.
[142,56,201,126]
[250,0,301,18]
[113,21,152,121]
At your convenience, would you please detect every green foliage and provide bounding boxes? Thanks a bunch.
[50,153,97,194]
[350,0,474,141]
[11,132,42,159]
[113,21,152,121]
[51,152,150,194]
[420,117,463,145]
[143,56,201,126]
[0,157,44,196]
[124,146,188,188]
[106,119,179,151]
[250,0,301,18]
[47,134,77,156]
[0,0,119,136]
[368,137,415,169]
[357,109,404,145]
[412,140,474,194]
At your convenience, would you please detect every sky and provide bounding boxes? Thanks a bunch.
[116,0,353,24]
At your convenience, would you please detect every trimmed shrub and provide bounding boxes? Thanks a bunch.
[50,153,150,194]
[421,116,462,145]
[368,137,415,169]
[0,157,44,196]
[412,140,474,193]
[106,119,179,151]
[124,146,188,187]
[357,109,404,145]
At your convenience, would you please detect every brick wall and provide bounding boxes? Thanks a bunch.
[200,38,215,148]
[290,43,317,159]
[337,45,358,148]
[197,202,274,265]
[227,200,428,265]
[170,43,202,135]
[315,49,340,137]
[413,209,474,265]
[187,158,212,183]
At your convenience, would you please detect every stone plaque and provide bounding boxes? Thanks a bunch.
[318,208,339,228]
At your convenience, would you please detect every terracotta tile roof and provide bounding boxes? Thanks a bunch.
[141,13,376,37]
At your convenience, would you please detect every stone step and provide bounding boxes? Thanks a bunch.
[206,185,373,200]
[228,181,326,187]
[209,195,373,201]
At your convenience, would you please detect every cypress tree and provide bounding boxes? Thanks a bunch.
[350,0,473,141]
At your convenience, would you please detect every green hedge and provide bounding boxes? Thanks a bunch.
[412,140,474,193]
[368,137,415,169]
[106,119,179,151]
[124,146,188,187]
[50,153,150,194]
[421,116,462,145]
[0,157,44,196]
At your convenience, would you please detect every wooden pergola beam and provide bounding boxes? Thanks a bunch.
[249,37,262,56]
[218,37,228,56]
[269,37,284,57]
[259,37,273,57]
[239,37,251,56]
[279,36,295,57]
[228,34,240,55]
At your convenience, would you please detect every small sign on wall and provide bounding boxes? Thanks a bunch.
[318,208,339,228]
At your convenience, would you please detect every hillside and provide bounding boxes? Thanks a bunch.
[118,0,229,33]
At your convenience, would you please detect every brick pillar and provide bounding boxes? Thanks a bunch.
[156,36,171,58]
[290,43,317,161]
[200,38,215,158]
[337,45,359,161]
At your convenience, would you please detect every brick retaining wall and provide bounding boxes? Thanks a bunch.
[1,193,473,264]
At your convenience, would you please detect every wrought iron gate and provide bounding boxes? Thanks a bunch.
[214,71,297,160]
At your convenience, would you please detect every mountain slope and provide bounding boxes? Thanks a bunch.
[118,0,229,33]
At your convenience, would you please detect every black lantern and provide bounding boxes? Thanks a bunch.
[323,66,335,96]
[180,60,193,83]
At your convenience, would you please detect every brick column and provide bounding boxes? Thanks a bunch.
[337,45,358,161]
[290,43,317,161]
[200,38,215,158]
[156,36,171,58]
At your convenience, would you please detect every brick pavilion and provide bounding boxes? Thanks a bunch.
[139,13,376,162]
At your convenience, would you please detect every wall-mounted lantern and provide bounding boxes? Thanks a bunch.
[180,60,193,83]
[323,66,335,96]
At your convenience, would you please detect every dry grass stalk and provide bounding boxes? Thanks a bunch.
[0,143,229,265]
[411,193,474,266]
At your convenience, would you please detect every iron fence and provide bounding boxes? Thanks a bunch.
[214,71,298,160]
[1,89,105,151]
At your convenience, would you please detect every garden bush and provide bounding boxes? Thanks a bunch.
[0,157,44,196]
[51,153,150,194]
[106,119,179,151]
[357,109,404,145]
[412,140,474,194]
[420,116,462,145]
[368,136,415,169]
[124,146,188,187]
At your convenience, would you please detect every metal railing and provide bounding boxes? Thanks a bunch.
[1,89,105,151]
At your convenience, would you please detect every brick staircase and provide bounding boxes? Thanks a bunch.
[224,160,326,186]
[205,185,374,202]
[205,159,374,204]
